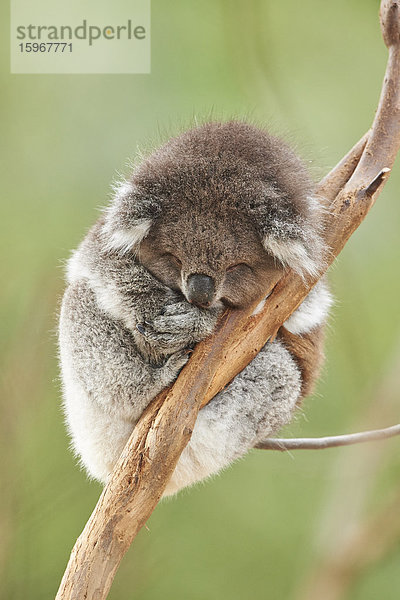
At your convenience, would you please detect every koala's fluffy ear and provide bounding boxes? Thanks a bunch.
[258,193,327,278]
[102,181,159,254]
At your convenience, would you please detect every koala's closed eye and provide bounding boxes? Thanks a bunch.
[163,253,182,268]
[226,262,251,273]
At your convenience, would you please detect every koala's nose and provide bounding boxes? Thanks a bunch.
[186,274,215,308]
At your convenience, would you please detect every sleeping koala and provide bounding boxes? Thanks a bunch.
[58,121,332,496]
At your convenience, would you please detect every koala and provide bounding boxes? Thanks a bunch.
[58,121,332,496]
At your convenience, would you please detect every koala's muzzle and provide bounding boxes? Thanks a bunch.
[186,274,215,307]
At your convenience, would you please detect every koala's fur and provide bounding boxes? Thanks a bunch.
[59,121,332,496]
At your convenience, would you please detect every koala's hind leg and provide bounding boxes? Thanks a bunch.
[163,340,301,497]
[278,325,325,399]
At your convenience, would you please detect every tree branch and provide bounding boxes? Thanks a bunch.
[55,2,400,599]
[256,424,400,450]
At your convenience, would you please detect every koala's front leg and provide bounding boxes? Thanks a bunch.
[164,340,301,496]
[136,299,221,354]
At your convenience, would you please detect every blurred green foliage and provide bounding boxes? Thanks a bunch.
[1,1,399,599]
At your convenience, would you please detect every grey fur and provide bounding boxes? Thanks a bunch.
[59,121,331,495]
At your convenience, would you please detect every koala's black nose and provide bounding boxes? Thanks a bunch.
[186,274,215,308]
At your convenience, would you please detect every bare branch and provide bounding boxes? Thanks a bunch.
[256,424,400,450]
[317,131,370,202]
[55,3,400,599]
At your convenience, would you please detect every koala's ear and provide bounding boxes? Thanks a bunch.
[261,195,327,278]
[102,181,159,254]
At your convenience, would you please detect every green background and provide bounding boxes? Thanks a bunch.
[1,1,399,599]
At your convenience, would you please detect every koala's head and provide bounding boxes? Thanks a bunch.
[102,121,326,309]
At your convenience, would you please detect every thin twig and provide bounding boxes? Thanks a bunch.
[256,424,400,450]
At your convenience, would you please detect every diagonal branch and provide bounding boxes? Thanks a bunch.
[55,2,400,599]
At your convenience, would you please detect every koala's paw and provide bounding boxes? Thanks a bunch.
[137,300,219,352]
[162,348,191,380]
